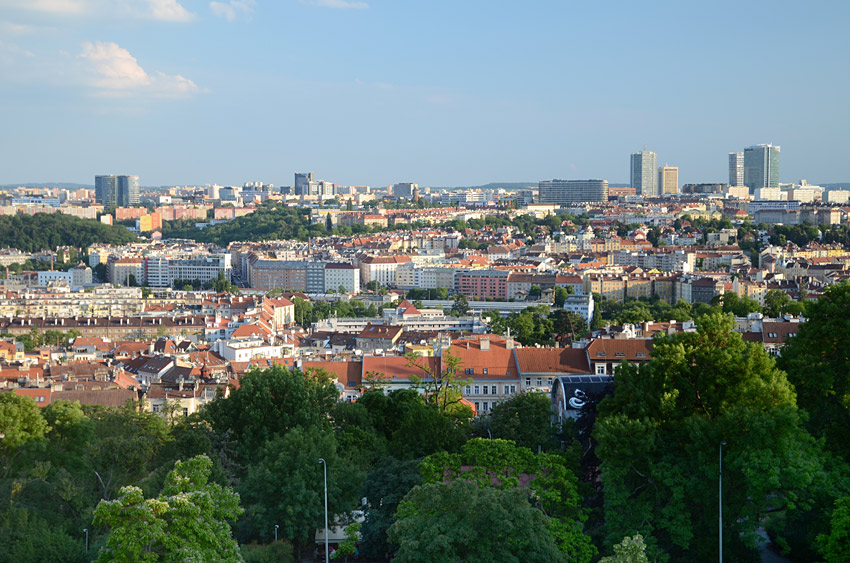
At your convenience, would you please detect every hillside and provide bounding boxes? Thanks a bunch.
[0,213,138,252]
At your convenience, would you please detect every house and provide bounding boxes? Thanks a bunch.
[514,347,592,395]
[585,339,652,376]
[450,335,520,415]
[355,324,403,354]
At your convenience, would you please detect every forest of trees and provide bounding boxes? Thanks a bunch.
[0,214,138,253]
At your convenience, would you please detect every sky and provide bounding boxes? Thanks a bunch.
[1,0,849,188]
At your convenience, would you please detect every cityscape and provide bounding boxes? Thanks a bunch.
[2,1,850,563]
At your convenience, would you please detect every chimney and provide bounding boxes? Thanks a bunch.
[480,337,490,351]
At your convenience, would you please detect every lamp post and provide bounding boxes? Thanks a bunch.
[274,524,278,543]
[318,458,329,563]
[719,441,726,563]
[83,528,88,553]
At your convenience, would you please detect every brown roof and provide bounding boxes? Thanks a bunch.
[357,324,403,340]
[302,360,363,389]
[586,339,653,362]
[514,348,591,374]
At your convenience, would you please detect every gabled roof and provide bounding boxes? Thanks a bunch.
[361,355,436,381]
[514,348,591,375]
[302,360,362,389]
[357,324,403,340]
[586,339,653,362]
[230,323,271,339]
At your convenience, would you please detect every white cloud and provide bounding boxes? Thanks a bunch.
[145,0,194,22]
[79,41,199,98]
[209,0,254,21]
[0,0,195,22]
[1,0,87,14]
[300,0,369,10]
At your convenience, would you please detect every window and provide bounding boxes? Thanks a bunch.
[525,377,531,387]
[491,385,497,395]
[482,386,488,395]
[481,402,488,412]
[474,402,480,411]
[536,378,542,387]
[152,404,160,412]
[474,385,480,395]
[464,386,471,395]
[596,363,606,375]
[597,352,606,357]
[183,408,189,416]
[483,368,488,375]
[636,352,646,358]
[465,368,473,375]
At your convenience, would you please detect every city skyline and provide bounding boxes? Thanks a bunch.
[2,1,849,187]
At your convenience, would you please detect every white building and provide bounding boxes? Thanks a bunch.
[324,262,360,294]
[563,293,594,321]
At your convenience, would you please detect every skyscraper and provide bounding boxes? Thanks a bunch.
[658,166,679,195]
[117,175,140,206]
[294,172,314,195]
[630,150,658,197]
[538,179,608,204]
[95,175,117,207]
[728,152,744,186]
[743,144,780,192]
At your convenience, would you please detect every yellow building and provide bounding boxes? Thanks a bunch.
[658,166,679,194]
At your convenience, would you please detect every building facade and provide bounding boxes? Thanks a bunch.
[729,152,744,186]
[630,150,658,197]
[744,144,780,191]
[658,166,679,194]
[538,179,608,204]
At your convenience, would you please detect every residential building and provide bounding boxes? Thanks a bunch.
[563,293,594,321]
[392,183,418,199]
[538,179,608,204]
[324,262,360,293]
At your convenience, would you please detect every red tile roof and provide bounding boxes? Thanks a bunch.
[514,348,591,374]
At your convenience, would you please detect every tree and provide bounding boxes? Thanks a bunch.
[406,349,471,415]
[240,426,361,554]
[332,522,361,561]
[0,393,49,476]
[600,534,649,563]
[817,496,850,563]
[779,282,850,460]
[763,289,792,318]
[203,366,339,459]
[419,438,595,561]
[389,480,566,563]
[479,392,557,451]
[595,313,820,561]
[451,292,469,316]
[528,284,543,299]
[94,455,243,563]
[360,458,423,559]
[554,286,570,307]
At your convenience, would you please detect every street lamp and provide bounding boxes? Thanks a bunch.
[318,458,329,563]
[274,524,278,543]
[83,528,88,553]
[719,441,727,563]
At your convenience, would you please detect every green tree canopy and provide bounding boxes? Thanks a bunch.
[203,366,339,458]
[420,438,594,561]
[779,282,850,460]
[477,392,558,451]
[818,496,850,563]
[389,480,567,563]
[93,454,243,563]
[595,312,820,561]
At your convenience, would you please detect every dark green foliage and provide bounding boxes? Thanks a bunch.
[779,282,850,460]
[202,366,339,458]
[595,313,821,562]
[389,480,567,563]
[0,212,137,252]
[360,458,423,559]
[240,541,294,563]
[476,392,559,451]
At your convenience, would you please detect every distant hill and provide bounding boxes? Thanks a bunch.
[0,182,93,190]
[821,183,850,190]
[434,181,629,191]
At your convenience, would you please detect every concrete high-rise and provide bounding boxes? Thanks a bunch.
[392,183,418,199]
[538,179,608,204]
[95,175,117,207]
[630,150,658,197]
[117,175,140,206]
[743,144,780,192]
[728,152,744,186]
[658,166,679,195]
[294,172,314,195]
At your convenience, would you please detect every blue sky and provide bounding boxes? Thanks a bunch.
[1,0,848,187]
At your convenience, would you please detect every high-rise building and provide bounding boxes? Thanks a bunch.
[294,172,314,195]
[630,150,658,197]
[117,175,140,206]
[95,175,118,207]
[392,183,418,199]
[728,152,744,186]
[743,144,780,192]
[658,166,679,195]
[538,179,608,204]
